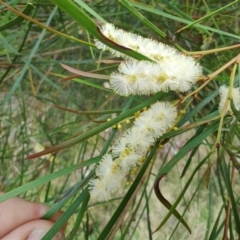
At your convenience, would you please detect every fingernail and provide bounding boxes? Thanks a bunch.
[27,229,64,240]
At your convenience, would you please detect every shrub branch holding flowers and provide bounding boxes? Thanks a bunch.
[16,0,240,238]
[88,23,240,203]
[89,23,203,201]
[89,101,177,201]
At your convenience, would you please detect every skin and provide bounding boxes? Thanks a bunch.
[0,193,66,240]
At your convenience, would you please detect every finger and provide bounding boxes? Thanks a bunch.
[0,194,63,238]
[1,219,65,240]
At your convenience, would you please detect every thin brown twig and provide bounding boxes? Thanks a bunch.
[222,156,236,240]
[181,53,240,104]
[186,44,240,56]
[0,1,94,47]
[107,162,153,240]
[227,150,240,173]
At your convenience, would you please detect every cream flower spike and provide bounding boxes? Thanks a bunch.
[110,59,202,95]
[219,85,240,113]
[95,23,178,61]
[89,101,177,202]
[96,23,202,95]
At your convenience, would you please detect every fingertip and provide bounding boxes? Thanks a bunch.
[2,219,65,240]
[27,229,64,240]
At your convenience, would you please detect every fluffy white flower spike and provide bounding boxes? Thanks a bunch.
[95,23,142,58]
[95,23,179,61]
[219,85,240,113]
[96,23,202,95]
[89,101,177,202]
[90,23,189,202]
[95,153,117,178]
[110,59,201,96]
[89,178,111,202]
[89,153,125,201]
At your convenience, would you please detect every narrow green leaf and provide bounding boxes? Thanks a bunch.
[130,1,240,40]
[51,0,153,61]
[67,189,90,240]
[72,77,112,93]
[178,90,219,127]
[219,159,240,235]
[180,146,199,178]
[229,215,235,240]
[121,171,153,239]
[180,104,219,178]
[161,0,194,21]
[154,154,209,233]
[43,174,93,219]
[230,98,240,120]
[0,7,58,109]
[0,3,34,31]
[204,177,214,240]
[154,174,191,233]
[26,92,164,159]
[97,142,158,240]
[156,120,222,179]
[176,0,239,33]
[208,205,224,240]
[169,179,203,239]
[0,157,100,203]
[145,190,153,240]
[54,105,122,115]
[42,189,89,240]
[119,1,166,39]
[74,0,107,23]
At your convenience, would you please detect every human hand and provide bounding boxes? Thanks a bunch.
[0,193,65,240]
